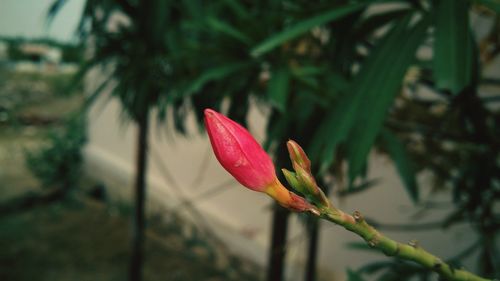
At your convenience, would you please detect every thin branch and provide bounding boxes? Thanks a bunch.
[318,208,491,281]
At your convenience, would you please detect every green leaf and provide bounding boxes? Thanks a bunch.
[290,65,325,77]
[309,15,429,174]
[379,129,418,202]
[250,3,366,57]
[346,14,430,183]
[182,62,252,98]
[433,0,472,95]
[307,92,359,172]
[268,68,290,112]
[207,17,253,45]
[347,268,366,281]
[221,0,250,18]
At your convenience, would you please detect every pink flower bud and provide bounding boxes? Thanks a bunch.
[204,109,318,213]
[204,109,276,191]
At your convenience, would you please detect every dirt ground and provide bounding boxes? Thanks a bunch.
[0,197,260,281]
[0,69,262,281]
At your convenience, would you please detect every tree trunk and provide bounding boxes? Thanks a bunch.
[266,206,290,281]
[305,218,320,281]
[129,111,149,281]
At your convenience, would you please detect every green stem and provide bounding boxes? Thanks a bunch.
[318,207,491,281]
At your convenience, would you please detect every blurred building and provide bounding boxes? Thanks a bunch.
[15,43,61,72]
[19,43,62,64]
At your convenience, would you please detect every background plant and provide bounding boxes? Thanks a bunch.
[25,114,87,193]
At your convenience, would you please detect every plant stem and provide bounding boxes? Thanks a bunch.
[266,205,290,281]
[129,111,149,281]
[318,207,491,281]
[304,217,319,281]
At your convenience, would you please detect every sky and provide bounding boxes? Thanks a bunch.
[0,0,85,42]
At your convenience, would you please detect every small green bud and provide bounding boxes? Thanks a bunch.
[282,168,307,195]
[285,140,331,208]
[287,140,311,172]
[293,161,330,207]
[293,163,319,194]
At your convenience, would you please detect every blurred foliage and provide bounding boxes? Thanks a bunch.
[61,44,84,63]
[49,0,500,279]
[6,42,26,62]
[25,114,87,192]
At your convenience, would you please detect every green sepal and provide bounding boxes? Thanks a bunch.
[292,164,330,208]
[282,168,308,195]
